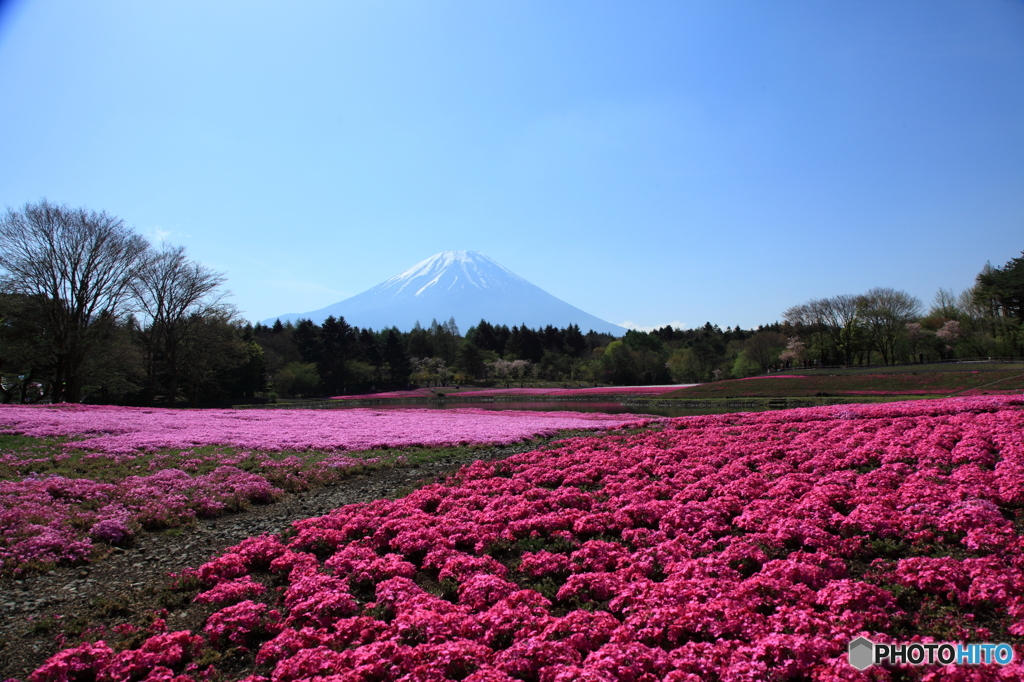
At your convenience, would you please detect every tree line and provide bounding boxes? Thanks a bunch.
[2,201,1020,404]
[779,254,1024,370]
[251,316,799,397]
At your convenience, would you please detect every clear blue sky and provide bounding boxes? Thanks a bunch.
[1,1,1022,331]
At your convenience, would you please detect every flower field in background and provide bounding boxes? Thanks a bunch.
[333,386,690,400]
[458,386,690,398]
[960,376,1024,397]
[0,406,649,575]
[31,396,1024,681]
[664,370,1024,400]
[0,405,646,454]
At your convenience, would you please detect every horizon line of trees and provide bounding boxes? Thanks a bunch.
[778,253,1024,371]
[2,201,1021,404]
[254,316,795,397]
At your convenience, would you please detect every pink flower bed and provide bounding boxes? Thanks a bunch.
[335,386,690,400]
[1,467,280,572]
[525,386,689,397]
[31,396,1024,681]
[843,390,950,395]
[960,389,1024,397]
[0,406,648,574]
[0,446,386,574]
[738,375,804,380]
[334,388,441,399]
[0,405,648,454]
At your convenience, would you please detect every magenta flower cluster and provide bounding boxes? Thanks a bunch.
[0,404,647,453]
[0,466,279,573]
[30,396,1024,681]
[1,442,382,574]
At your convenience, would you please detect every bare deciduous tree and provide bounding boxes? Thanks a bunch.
[784,299,831,363]
[782,302,813,327]
[930,288,962,320]
[0,200,149,402]
[858,287,922,365]
[818,294,861,366]
[132,244,228,405]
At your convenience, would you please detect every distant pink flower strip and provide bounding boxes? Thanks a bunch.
[0,405,650,454]
[334,385,687,400]
[843,390,950,395]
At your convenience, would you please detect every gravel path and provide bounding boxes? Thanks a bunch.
[0,442,541,681]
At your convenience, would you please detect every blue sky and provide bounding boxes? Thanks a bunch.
[1,1,1022,331]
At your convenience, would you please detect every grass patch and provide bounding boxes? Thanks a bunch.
[0,433,83,481]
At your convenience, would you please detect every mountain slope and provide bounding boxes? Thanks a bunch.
[266,251,625,335]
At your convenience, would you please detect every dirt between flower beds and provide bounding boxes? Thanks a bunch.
[0,442,542,682]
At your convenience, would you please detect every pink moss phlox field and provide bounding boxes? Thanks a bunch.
[0,406,648,574]
[30,396,1024,681]
[0,466,281,574]
[460,386,686,398]
[843,390,951,395]
[0,405,647,454]
[334,386,687,400]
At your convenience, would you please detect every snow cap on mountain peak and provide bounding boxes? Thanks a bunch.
[385,250,525,296]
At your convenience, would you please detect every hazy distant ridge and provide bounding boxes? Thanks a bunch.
[266,251,625,335]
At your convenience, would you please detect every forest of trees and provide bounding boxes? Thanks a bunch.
[251,316,765,398]
[1,201,1022,405]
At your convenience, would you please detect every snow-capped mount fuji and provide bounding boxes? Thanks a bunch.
[266,251,625,335]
